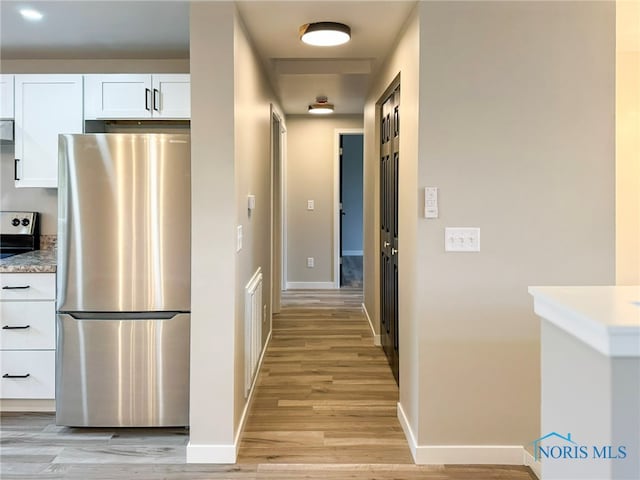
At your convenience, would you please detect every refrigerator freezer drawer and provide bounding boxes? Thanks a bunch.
[56,312,190,427]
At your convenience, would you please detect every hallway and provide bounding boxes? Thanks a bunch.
[238,288,411,463]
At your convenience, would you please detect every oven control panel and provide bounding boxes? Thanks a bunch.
[0,212,37,235]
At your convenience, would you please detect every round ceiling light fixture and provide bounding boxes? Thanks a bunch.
[299,22,351,47]
[308,96,334,114]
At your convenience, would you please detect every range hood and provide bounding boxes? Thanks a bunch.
[0,120,14,144]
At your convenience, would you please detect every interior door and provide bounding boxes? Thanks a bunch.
[380,86,400,385]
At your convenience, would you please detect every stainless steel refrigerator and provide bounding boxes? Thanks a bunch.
[56,133,190,427]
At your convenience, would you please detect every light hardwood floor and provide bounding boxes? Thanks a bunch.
[0,289,537,479]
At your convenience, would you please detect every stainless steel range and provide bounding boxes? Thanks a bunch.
[0,212,40,259]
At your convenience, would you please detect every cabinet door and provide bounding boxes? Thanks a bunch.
[0,74,14,118]
[84,74,152,119]
[152,74,190,119]
[14,75,83,188]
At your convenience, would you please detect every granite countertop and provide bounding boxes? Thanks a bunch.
[529,285,640,357]
[0,249,57,273]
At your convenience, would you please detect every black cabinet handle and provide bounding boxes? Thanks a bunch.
[2,325,30,330]
[2,285,30,290]
[153,89,159,111]
[14,158,19,181]
[3,373,30,379]
[145,88,151,111]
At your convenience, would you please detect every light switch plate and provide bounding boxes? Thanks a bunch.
[247,195,256,211]
[425,187,438,218]
[307,200,314,211]
[445,227,480,252]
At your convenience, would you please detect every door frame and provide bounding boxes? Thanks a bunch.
[333,128,364,289]
[271,106,287,317]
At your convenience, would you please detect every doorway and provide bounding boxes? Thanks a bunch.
[334,129,364,289]
[379,84,400,385]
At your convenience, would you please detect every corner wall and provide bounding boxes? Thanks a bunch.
[188,1,236,462]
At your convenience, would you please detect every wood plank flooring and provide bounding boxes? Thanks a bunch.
[238,288,410,464]
[0,289,537,479]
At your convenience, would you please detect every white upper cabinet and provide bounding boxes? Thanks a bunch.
[152,74,190,118]
[14,75,84,188]
[0,75,14,118]
[84,74,190,119]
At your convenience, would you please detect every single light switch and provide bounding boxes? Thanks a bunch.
[425,187,438,219]
[307,200,315,211]
[445,227,480,252]
[247,195,256,211]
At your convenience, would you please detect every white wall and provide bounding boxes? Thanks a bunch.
[188,1,236,462]
[286,115,363,287]
[365,0,615,463]
[233,9,284,430]
[188,1,283,463]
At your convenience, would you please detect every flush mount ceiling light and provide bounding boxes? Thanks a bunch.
[19,8,43,21]
[308,96,334,114]
[299,22,351,47]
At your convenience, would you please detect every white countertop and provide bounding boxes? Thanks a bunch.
[529,285,640,357]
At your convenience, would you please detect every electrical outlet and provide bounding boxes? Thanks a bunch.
[236,225,243,252]
[307,200,314,211]
[307,257,315,268]
[445,227,480,252]
[263,304,267,323]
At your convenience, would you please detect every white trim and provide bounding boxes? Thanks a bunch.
[524,448,542,479]
[286,281,335,290]
[343,250,363,256]
[281,122,288,292]
[186,443,236,464]
[399,403,531,467]
[362,302,381,346]
[333,128,364,289]
[397,402,418,462]
[415,445,525,465]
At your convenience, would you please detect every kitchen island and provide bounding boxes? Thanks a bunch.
[529,286,640,480]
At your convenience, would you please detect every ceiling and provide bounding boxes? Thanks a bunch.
[0,0,415,115]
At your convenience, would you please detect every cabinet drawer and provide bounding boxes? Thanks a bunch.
[0,273,55,300]
[0,350,55,399]
[1,302,55,350]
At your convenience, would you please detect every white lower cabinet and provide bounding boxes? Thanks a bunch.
[0,351,55,399]
[0,273,56,403]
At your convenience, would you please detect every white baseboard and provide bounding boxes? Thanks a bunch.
[416,445,525,465]
[362,302,381,346]
[343,250,363,256]
[397,402,418,462]
[286,281,335,290]
[186,443,236,464]
[524,448,541,479]
[397,402,530,467]
[187,331,272,464]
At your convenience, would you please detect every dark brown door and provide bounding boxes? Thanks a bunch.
[380,86,399,385]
